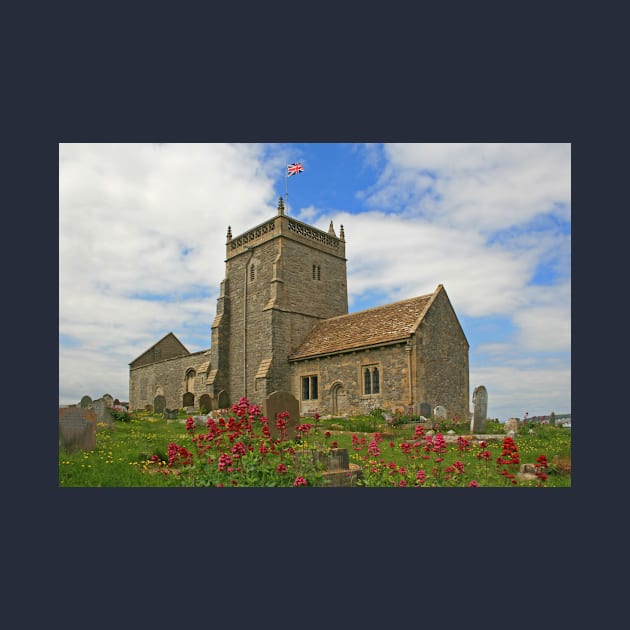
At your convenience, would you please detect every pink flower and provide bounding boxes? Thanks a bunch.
[468,480,479,487]
[293,476,307,486]
[276,463,287,474]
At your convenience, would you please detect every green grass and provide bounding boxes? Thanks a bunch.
[58,412,571,488]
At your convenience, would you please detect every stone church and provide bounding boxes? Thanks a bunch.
[129,198,470,420]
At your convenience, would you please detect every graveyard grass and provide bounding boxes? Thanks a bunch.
[58,400,571,488]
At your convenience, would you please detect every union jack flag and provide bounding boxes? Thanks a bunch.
[287,162,304,176]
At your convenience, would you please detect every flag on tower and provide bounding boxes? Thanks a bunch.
[287,162,304,176]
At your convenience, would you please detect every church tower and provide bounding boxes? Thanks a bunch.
[207,197,348,408]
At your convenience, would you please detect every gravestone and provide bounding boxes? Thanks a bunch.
[419,402,432,417]
[471,385,488,433]
[263,391,300,440]
[182,392,194,408]
[199,394,212,412]
[504,418,519,435]
[102,394,114,407]
[93,398,114,428]
[79,395,92,408]
[217,390,229,409]
[192,415,209,427]
[163,408,179,420]
[59,407,97,452]
[153,395,166,413]
[433,405,447,419]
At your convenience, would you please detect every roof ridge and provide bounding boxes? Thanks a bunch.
[324,292,433,322]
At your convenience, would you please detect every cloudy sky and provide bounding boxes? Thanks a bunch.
[59,143,571,421]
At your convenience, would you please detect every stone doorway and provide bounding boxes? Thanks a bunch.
[330,382,345,416]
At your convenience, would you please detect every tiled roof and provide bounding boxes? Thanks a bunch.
[289,293,433,360]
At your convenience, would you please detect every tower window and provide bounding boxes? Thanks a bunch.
[250,264,255,281]
[301,375,319,400]
[312,264,321,280]
[363,365,380,395]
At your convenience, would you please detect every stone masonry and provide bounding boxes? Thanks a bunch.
[129,196,469,420]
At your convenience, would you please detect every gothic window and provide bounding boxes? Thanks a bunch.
[250,263,255,281]
[312,264,321,280]
[363,365,381,395]
[301,375,318,400]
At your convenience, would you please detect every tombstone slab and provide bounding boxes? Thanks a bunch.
[504,418,519,435]
[263,391,300,440]
[59,407,97,452]
[93,398,114,428]
[153,395,166,414]
[79,395,92,408]
[433,405,447,419]
[471,385,488,433]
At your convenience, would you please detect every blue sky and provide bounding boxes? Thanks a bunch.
[59,143,571,420]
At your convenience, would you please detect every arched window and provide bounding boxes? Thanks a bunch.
[363,365,381,395]
[364,368,372,395]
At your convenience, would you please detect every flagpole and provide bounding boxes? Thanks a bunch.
[285,166,289,215]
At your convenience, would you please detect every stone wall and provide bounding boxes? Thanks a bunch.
[414,288,469,422]
[129,350,209,411]
[291,343,411,416]
[220,214,348,408]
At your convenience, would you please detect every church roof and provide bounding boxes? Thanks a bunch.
[289,291,435,360]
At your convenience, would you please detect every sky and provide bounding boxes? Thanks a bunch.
[59,143,571,421]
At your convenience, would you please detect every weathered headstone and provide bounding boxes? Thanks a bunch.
[153,395,166,413]
[59,407,97,452]
[199,394,212,412]
[163,408,179,420]
[217,390,229,409]
[79,395,92,408]
[93,398,114,428]
[504,418,519,435]
[192,415,209,427]
[433,405,447,419]
[419,402,432,417]
[182,392,194,408]
[471,385,488,433]
[263,391,300,439]
[102,394,114,408]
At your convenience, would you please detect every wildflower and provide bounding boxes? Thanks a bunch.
[468,480,479,487]
[367,440,381,457]
[218,453,232,471]
[276,463,287,474]
[416,469,426,485]
[293,476,307,486]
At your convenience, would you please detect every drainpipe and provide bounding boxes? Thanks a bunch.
[243,245,254,398]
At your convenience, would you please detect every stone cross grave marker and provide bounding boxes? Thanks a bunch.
[59,407,97,452]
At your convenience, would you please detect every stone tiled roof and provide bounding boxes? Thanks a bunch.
[289,293,433,360]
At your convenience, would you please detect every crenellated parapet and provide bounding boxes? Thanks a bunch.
[226,207,346,260]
